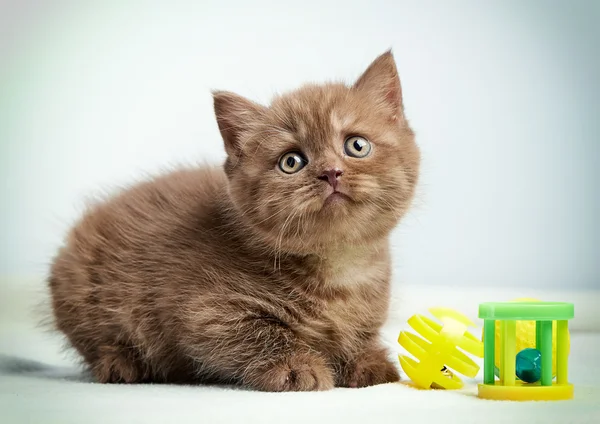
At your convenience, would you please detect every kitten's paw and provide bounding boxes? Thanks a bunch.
[338,348,400,388]
[249,352,334,392]
[91,345,149,384]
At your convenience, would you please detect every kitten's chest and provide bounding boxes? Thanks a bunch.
[292,245,392,355]
[305,243,390,287]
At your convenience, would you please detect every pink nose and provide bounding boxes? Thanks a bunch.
[318,168,343,189]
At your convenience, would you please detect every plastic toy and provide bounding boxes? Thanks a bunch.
[397,299,575,401]
[478,300,574,401]
[398,307,483,390]
[488,298,570,379]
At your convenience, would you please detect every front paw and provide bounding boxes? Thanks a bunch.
[338,349,400,388]
[248,351,335,392]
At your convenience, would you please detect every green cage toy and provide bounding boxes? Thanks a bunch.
[478,300,574,401]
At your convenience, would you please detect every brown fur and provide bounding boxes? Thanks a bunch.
[47,51,420,391]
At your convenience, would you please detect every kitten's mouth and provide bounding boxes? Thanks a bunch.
[323,190,352,207]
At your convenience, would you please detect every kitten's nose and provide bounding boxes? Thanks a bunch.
[318,168,343,189]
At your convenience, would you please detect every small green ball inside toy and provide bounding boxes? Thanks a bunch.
[516,348,542,383]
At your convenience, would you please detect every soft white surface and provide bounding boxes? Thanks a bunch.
[1,281,599,424]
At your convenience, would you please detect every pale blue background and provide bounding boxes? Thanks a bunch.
[1,0,599,289]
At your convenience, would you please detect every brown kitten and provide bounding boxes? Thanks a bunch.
[47,50,420,391]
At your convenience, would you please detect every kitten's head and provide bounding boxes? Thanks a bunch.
[213,51,420,253]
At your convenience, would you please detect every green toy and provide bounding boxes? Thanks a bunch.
[478,300,574,401]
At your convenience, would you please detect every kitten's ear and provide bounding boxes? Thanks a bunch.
[213,90,266,156]
[353,50,403,119]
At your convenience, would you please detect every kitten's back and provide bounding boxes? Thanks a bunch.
[48,166,229,381]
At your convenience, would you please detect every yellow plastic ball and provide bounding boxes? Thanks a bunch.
[486,298,570,377]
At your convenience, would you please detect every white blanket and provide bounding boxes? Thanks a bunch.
[1,281,599,424]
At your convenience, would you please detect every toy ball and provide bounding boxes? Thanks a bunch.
[488,298,570,378]
[398,307,483,390]
[516,348,542,383]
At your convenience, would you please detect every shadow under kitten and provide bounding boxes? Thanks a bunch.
[0,354,91,383]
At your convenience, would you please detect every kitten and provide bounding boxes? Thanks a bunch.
[47,50,420,391]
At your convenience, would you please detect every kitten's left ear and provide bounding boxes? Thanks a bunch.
[213,90,266,157]
[353,50,404,120]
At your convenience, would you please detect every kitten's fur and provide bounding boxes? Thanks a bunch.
[48,51,420,391]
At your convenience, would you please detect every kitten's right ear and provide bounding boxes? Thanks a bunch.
[353,50,404,120]
[212,90,266,157]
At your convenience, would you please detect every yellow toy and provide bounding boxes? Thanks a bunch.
[398,307,484,390]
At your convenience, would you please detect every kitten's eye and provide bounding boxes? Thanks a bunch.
[278,152,307,174]
[344,136,372,158]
